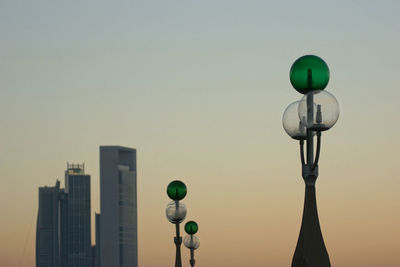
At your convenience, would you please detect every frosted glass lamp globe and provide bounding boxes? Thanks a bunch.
[298,90,339,131]
[282,101,307,140]
[166,201,187,224]
[184,235,200,250]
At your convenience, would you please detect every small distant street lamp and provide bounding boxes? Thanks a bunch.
[166,180,187,267]
[282,55,340,267]
[184,221,200,267]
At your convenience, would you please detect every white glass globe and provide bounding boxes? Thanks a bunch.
[166,201,187,223]
[184,235,200,250]
[298,90,339,131]
[282,101,307,140]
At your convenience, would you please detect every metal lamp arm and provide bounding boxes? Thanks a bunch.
[300,140,306,166]
[311,132,321,171]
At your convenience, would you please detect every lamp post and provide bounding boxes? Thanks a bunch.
[184,221,200,267]
[282,55,340,267]
[166,180,187,267]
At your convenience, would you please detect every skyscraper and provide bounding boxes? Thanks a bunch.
[36,181,63,267]
[100,146,138,267]
[36,163,92,267]
[63,163,92,267]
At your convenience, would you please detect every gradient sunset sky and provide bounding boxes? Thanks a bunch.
[1,1,400,267]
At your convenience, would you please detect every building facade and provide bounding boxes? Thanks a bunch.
[63,163,92,267]
[36,163,92,267]
[36,181,62,267]
[100,146,137,267]
[94,213,101,267]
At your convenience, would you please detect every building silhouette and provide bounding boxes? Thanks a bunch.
[36,181,63,267]
[100,146,138,267]
[36,163,92,267]
[63,163,92,267]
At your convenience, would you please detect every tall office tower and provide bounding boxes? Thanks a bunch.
[36,181,62,267]
[63,163,92,267]
[100,146,137,267]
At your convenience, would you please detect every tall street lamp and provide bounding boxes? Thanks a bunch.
[166,180,187,267]
[282,55,340,267]
[184,221,200,267]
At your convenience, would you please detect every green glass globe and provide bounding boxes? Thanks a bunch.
[290,55,330,94]
[167,180,187,201]
[185,221,198,235]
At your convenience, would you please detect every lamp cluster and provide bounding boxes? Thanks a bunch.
[282,55,340,267]
[283,55,339,141]
[166,180,200,267]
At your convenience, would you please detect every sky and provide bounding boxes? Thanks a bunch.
[0,0,400,266]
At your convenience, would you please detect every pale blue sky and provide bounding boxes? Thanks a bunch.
[1,1,400,267]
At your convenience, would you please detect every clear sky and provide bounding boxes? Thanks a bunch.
[1,1,400,266]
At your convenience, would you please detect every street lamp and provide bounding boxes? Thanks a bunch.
[282,55,339,267]
[166,180,187,267]
[184,221,200,267]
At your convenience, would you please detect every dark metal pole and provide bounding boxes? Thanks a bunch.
[306,96,314,166]
[306,68,314,167]
[292,183,331,267]
[190,248,195,267]
[174,222,182,267]
[292,70,331,266]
